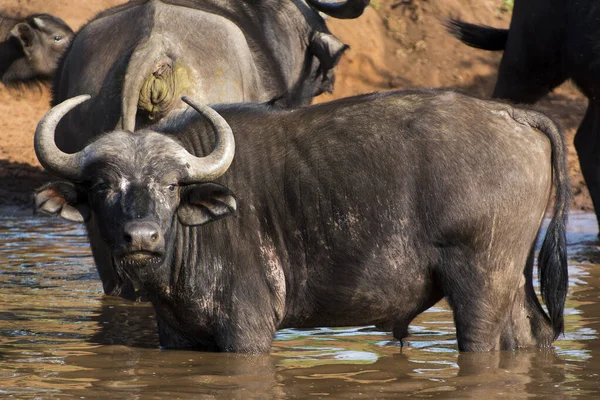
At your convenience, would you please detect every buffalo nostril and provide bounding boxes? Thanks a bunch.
[124,232,133,243]
[150,232,158,242]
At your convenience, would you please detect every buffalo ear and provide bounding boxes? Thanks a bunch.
[310,31,349,71]
[178,183,237,226]
[34,181,90,222]
[310,31,348,93]
[10,23,35,53]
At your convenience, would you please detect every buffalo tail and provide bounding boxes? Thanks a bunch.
[446,19,508,51]
[514,108,570,340]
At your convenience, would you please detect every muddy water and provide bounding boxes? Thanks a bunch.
[2,213,600,399]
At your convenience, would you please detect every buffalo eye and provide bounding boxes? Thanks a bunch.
[168,184,177,192]
[92,182,110,192]
[54,35,62,42]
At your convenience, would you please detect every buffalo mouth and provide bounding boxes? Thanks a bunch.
[119,251,164,267]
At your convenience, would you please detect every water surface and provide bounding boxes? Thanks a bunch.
[1,212,600,398]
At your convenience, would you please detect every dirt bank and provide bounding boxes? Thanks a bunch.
[0,0,589,212]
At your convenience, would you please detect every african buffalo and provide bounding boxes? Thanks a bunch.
[0,12,73,85]
[34,89,569,352]
[50,0,369,299]
[447,0,600,231]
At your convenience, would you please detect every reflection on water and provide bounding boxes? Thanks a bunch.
[1,212,600,398]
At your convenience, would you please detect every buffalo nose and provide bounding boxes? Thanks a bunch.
[123,220,162,252]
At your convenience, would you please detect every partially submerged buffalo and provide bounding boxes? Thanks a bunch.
[51,0,369,299]
[0,12,73,85]
[35,89,569,352]
[447,0,600,231]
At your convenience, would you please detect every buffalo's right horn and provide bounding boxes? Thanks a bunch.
[306,0,369,19]
[180,97,235,182]
[34,95,90,181]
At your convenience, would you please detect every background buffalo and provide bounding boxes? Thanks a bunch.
[0,12,73,85]
[449,0,600,232]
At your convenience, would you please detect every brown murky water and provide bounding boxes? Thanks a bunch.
[2,212,600,399]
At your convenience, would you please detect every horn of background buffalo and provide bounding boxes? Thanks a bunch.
[306,0,370,19]
[180,97,235,182]
[34,95,91,181]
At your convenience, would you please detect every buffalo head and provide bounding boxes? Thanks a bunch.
[1,13,73,85]
[34,95,237,279]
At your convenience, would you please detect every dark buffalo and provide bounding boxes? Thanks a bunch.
[50,0,369,299]
[447,0,600,230]
[0,12,73,85]
[34,89,569,352]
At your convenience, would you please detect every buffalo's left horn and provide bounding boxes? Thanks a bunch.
[180,97,235,182]
[34,95,91,181]
[306,0,369,19]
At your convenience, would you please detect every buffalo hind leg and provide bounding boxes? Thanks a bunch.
[501,248,554,348]
[442,255,524,352]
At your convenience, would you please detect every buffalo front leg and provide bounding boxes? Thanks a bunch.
[574,102,600,234]
[155,313,214,350]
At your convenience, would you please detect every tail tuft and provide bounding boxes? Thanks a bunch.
[446,19,509,51]
[538,216,569,338]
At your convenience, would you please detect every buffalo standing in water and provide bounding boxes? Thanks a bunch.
[35,90,569,352]
[51,0,370,299]
[0,12,73,85]
[448,0,600,232]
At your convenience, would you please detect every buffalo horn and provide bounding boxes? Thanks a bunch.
[34,95,91,181]
[306,0,369,19]
[180,97,235,182]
